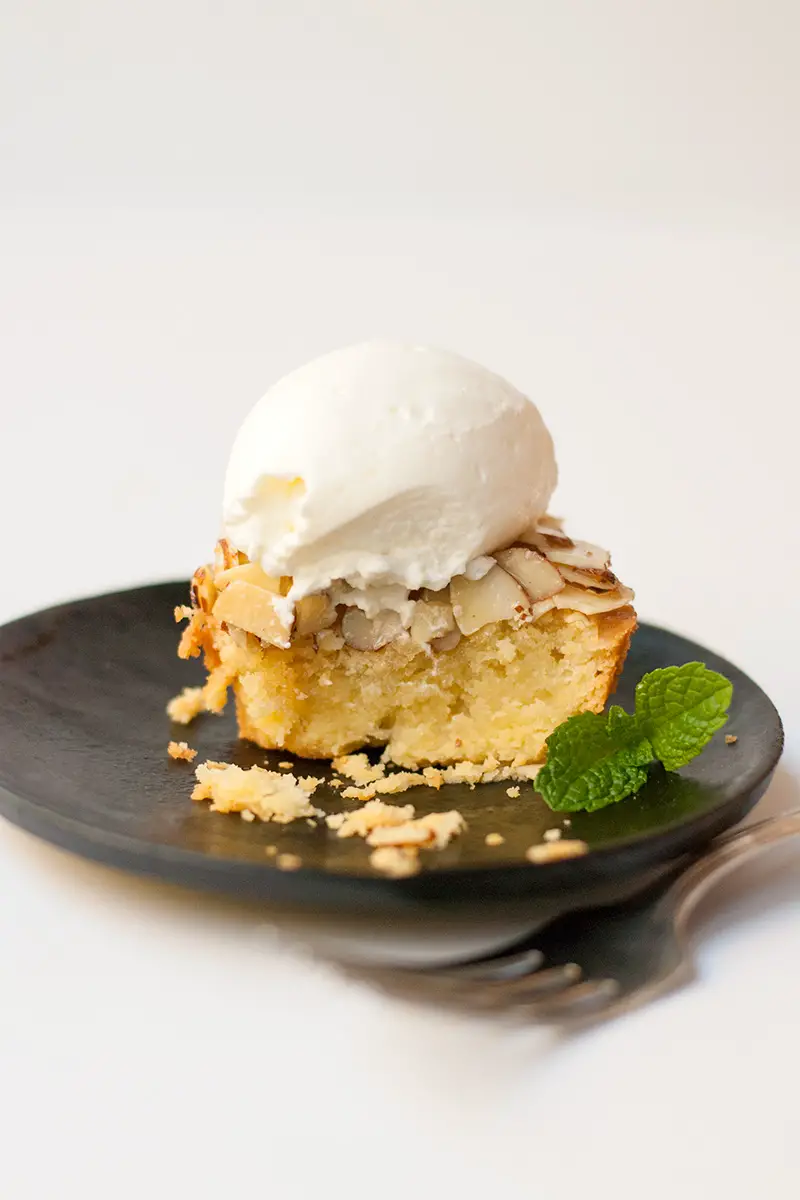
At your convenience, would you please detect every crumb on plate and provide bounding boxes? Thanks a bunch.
[191,761,323,823]
[526,839,589,864]
[167,740,197,762]
[276,853,302,871]
[332,753,387,786]
[369,846,420,878]
[485,832,505,846]
[166,687,206,725]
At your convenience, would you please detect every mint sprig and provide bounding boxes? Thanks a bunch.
[537,662,733,813]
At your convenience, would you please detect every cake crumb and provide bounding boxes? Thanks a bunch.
[340,760,540,801]
[563,818,572,827]
[369,847,420,878]
[306,818,317,828]
[326,800,416,838]
[265,845,277,856]
[526,839,588,864]
[276,853,302,871]
[167,686,206,725]
[279,761,294,769]
[506,786,520,798]
[725,734,738,745]
[192,761,323,823]
[332,753,387,786]
[168,741,197,762]
[485,832,505,846]
[366,810,465,850]
[327,800,465,852]
[543,828,562,842]
[240,809,255,822]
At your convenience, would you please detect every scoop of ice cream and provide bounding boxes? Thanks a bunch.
[223,341,557,600]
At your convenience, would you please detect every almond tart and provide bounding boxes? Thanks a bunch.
[169,519,636,770]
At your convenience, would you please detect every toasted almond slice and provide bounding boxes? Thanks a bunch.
[553,583,634,615]
[516,524,575,550]
[494,547,565,602]
[558,564,619,591]
[213,579,291,647]
[190,566,216,613]
[294,593,337,637]
[410,600,456,646]
[450,565,531,636]
[421,587,452,603]
[214,539,245,572]
[534,537,611,570]
[215,561,284,593]
[431,628,462,652]
[529,597,557,621]
[341,608,405,650]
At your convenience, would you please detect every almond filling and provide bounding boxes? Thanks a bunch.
[179,519,634,658]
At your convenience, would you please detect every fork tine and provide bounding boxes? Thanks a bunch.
[509,977,621,1022]
[465,963,582,1010]
[434,947,545,982]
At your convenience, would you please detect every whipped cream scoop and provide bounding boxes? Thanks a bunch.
[223,342,557,601]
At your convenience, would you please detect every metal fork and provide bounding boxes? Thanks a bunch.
[346,810,800,1025]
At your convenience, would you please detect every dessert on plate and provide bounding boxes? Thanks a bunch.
[171,342,636,770]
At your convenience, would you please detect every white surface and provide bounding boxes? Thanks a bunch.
[223,340,556,600]
[1,3,799,1198]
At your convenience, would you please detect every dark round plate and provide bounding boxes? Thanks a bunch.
[0,583,783,913]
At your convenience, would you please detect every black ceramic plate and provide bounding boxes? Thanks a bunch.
[0,583,783,913]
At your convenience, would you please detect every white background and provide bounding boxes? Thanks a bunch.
[1,3,799,1197]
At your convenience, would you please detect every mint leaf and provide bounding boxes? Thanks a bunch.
[537,709,654,813]
[635,662,732,771]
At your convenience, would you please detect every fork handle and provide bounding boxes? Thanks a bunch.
[664,810,800,932]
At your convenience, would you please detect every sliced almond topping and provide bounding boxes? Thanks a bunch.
[450,565,531,636]
[214,539,245,572]
[215,561,284,593]
[494,546,565,602]
[517,524,574,549]
[410,599,456,646]
[537,514,566,531]
[212,579,292,647]
[431,628,462,652]
[341,608,405,650]
[294,593,337,637]
[534,538,611,570]
[528,597,557,622]
[557,564,619,591]
[190,566,216,613]
[553,583,635,615]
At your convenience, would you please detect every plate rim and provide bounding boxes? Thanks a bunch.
[0,583,785,912]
